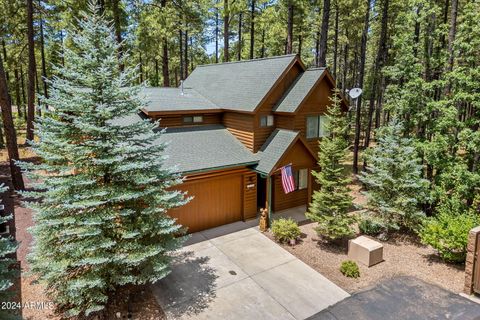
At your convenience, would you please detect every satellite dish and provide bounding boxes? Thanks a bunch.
[349,88,363,99]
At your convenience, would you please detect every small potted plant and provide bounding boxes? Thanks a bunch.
[271,218,301,245]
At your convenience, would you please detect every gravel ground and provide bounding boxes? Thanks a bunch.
[266,222,465,294]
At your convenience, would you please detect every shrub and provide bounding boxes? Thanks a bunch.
[359,216,384,236]
[340,260,360,278]
[271,218,301,243]
[419,196,479,263]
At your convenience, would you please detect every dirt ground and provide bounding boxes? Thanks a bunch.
[267,223,465,294]
[267,176,465,295]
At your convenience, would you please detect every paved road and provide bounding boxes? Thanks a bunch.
[308,276,480,320]
[152,221,348,320]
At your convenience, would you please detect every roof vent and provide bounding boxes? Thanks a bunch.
[180,80,184,96]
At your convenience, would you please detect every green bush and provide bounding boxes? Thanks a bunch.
[359,216,384,236]
[419,197,480,263]
[271,218,301,243]
[340,260,360,278]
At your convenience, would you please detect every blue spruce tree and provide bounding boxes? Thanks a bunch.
[0,185,19,320]
[20,3,188,317]
[359,121,429,233]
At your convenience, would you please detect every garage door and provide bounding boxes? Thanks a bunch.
[168,173,243,233]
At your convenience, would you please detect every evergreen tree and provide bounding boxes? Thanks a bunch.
[306,91,354,241]
[359,121,429,232]
[0,185,19,320]
[20,3,189,317]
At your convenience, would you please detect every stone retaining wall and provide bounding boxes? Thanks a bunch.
[464,226,480,295]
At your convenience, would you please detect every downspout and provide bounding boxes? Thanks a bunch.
[267,175,273,227]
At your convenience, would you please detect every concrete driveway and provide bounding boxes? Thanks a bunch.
[152,221,349,320]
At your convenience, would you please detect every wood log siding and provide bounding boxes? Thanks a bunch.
[243,172,258,220]
[222,112,255,151]
[253,62,303,152]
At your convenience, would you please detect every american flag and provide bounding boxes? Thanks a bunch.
[280,165,295,194]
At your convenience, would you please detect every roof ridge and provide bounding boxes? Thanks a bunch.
[305,67,327,71]
[196,54,298,68]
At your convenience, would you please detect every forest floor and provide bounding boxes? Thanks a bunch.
[266,172,466,294]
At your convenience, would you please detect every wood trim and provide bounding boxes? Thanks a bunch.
[252,55,305,114]
[268,135,317,176]
[183,167,253,182]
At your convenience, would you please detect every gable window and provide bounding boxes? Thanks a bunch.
[183,115,203,124]
[293,168,308,190]
[260,115,274,127]
[306,115,330,139]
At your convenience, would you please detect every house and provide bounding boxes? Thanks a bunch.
[138,54,347,233]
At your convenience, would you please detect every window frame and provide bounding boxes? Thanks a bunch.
[306,115,329,139]
[183,115,203,124]
[292,168,308,191]
[260,115,274,127]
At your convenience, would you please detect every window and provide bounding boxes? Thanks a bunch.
[183,115,203,124]
[260,115,274,127]
[293,168,308,191]
[306,115,329,139]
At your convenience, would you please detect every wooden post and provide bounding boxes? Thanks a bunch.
[266,175,272,227]
[464,226,480,295]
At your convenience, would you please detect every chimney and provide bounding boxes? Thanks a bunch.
[180,80,184,95]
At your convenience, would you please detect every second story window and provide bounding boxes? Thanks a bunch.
[260,115,274,127]
[306,115,329,139]
[184,115,203,124]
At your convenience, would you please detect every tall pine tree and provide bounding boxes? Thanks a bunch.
[306,91,354,241]
[359,121,429,232]
[20,3,189,317]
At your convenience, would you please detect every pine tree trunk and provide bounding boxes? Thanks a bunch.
[298,34,302,56]
[184,30,188,78]
[286,1,294,54]
[342,36,348,90]
[179,29,184,80]
[14,69,22,119]
[333,2,339,79]
[224,0,230,62]
[353,0,370,174]
[39,0,48,100]
[249,0,255,60]
[364,0,389,151]
[238,12,243,61]
[26,0,36,142]
[112,0,123,71]
[20,65,27,121]
[444,0,458,95]
[0,55,25,190]
[318,0,330,67]
[215,6,219,63]
[261,29,265,57]
[161,0,169,86]
[1,40,9,82]
[154,59,159,85]
[139,51,144,83]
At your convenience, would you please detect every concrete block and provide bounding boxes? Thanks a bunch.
[348,236,383,267]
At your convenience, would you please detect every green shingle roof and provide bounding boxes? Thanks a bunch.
[158,125,258,174]
[182,55,297,112]
[254,129,300,175]
[141,87,218,112]
[273,68,326,113]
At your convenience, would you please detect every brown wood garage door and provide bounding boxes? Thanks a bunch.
[169,172,243,233]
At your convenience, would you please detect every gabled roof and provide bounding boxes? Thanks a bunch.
[254,129,300,175]
[141,87,218,112]
[158,125,258,174]
[182,54,299,112]
[273,68,326,113]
